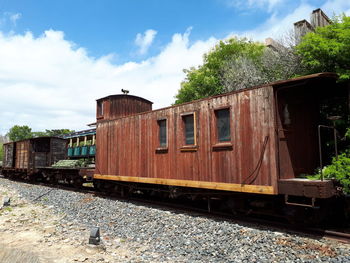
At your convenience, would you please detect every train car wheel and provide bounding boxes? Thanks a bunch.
[73,178,83,188]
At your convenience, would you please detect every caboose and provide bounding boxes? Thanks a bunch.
[92,72,348,220]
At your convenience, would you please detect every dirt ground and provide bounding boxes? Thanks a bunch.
[0,184,142,263]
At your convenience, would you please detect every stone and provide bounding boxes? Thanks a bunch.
[43,225,56,234]
[1,177,349,263]
[3,196,11,206]
[89,227,101,245]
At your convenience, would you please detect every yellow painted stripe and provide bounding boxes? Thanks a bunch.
[93,174,276,195]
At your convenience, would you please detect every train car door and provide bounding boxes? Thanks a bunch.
[275,84,319,179]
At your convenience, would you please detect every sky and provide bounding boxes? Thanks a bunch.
[0,0,350,134]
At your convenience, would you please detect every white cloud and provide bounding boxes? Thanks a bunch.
[135,29,157,55]
[1,0,349,135]
[321,0,350,16]
[236,3,313,41]
[226,0,284,12]
[0,29,216,134]
[235,0,350,41]
[0,12,22,27]
[9,13,21,26]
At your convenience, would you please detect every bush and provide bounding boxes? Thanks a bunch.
[346,128,350,140]
[311,151,350,194]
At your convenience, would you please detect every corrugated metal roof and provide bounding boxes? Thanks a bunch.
[63,129,96,139]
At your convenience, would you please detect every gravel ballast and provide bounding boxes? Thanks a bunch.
[0,177,349,263]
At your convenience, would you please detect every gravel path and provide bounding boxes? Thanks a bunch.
[1,177,349,263]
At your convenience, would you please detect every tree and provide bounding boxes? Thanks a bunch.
[31,131,49,138]
[0,134,9,144]
[31,129,74,138]
[175,36,302,104]
[296,14,350,154]
[6,126,75,141]
[296,15,350,80]
[45,129,74,137]
[175,37,265,104]
[220,44,302,92]
[6,125,32,142]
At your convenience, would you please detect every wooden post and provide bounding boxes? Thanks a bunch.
[92,135,95,145]
[84,136,87,146]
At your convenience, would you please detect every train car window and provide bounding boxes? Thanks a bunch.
[158,119,167,147]
[215,109,231,142]
[183,114,194,145]
[97,101,104,116]
[33,138,50,152]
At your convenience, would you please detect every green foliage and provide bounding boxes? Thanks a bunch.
[52,159,82,168]
[176,14,350,104]
[52,159,90,168]
[296,15,350,81]
[7,125,75,141]
[31,131,49,137]
[308,151,350,194]
[346,127,350,140]
[32,129,74,138]
[175,37,265,104]
[44,129,74,136]
[6,125,32,141]
[78,140,92,146]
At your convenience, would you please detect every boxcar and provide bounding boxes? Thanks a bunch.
[93,73,347,208]
[2,137,66,178]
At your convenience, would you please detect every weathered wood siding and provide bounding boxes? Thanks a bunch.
[96,86,278,193]
[4,137,67,171]
[51,138,67,165]
[97,95,152,121]
[15,141,30,169]
[3,143,15,168]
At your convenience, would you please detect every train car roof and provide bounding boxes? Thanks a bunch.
[3,136,66,145]
[95,72,339,125]
[270,72,337,87]
[63,128,96,139]
[96,94,153,105]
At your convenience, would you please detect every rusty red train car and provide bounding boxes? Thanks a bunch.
[2,137,66,178]
[93,72,346,208]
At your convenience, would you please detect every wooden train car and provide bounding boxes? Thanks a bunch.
[93,72,347,209]
[2,137,66,178]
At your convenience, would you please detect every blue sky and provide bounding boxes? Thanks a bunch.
[0,0,349,134]
[0,0,331,62]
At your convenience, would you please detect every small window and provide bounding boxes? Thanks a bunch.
[183,114,195,145]
[215,108,231,142]
[97,101,104,116]
[158,119,167,147]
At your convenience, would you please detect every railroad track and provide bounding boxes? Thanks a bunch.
[2,175,350,244]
